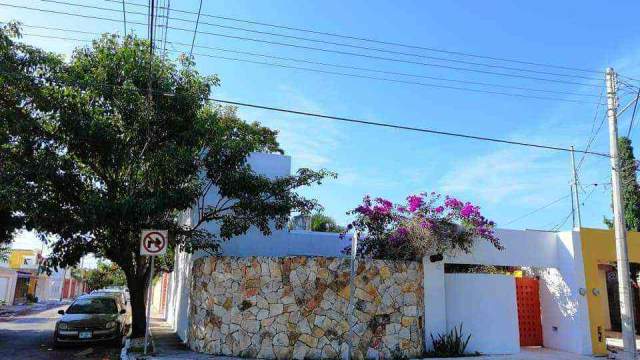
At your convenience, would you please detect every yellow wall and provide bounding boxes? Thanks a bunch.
[580,228,640,355]
[7,249,38,270]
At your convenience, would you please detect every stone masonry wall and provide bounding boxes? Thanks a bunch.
[189,256,424,359]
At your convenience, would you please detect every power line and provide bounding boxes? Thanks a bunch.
[15,1,602,88]
[192,52,603,105]
[550,211,573,231]
[11,23,601,99]
[49,0,602,81]
[103,0,600,75]
[189,0,202,59]
[206,98,611,158]
[14,30,604,104]
[504,194,571,226]
[0,61,613,158]
[627,87,640,137]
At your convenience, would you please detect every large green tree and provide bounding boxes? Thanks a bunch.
[1,25,332,336]
[86,262,127,291]
[604,136,640,231]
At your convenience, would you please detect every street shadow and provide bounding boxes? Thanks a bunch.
[0,328,121,360]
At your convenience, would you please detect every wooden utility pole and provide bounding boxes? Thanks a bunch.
[606,67,637,359]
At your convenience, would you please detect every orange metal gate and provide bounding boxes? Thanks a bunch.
[515,277,543,346]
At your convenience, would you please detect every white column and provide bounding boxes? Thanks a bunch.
[423,257,447,350]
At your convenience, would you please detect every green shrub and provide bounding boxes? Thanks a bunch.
[425,324,477,358]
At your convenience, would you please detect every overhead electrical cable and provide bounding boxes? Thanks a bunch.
[26,1,603,87]
[0,62,613,158]
[10,23,600,99]
[102,0,600,75]
[627,88,640,137]
[189,0,202,59]
[504,194,572,226]
[15,30,604,105]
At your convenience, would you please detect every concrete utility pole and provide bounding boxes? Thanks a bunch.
[570,146,582,229]
[606,67,637,360]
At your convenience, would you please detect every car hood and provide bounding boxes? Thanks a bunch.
[60,313,118,328]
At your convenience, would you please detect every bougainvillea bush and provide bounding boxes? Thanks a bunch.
[342,193,502,260]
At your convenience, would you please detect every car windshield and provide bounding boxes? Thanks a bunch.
[66,298,118,314]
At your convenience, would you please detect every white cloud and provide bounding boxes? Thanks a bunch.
[236,85,347,170]
[439,147,570,206]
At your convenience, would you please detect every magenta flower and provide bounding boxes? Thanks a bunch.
[407,195,424,212]
[445,197,463,209]
[434,206,444,214]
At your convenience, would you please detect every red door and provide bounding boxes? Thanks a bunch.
[516,277,543,346]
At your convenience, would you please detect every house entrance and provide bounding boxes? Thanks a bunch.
[515,277,543,346]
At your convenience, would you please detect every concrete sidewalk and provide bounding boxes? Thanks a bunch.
[127,317,240,360]
[0,300,70,321]
[131,319,601,360]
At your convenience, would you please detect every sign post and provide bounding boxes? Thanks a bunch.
[140,229,167,355]
[347,231,358,360]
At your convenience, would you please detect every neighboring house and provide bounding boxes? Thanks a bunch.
[7,249,42,304]
[0,248,85,305]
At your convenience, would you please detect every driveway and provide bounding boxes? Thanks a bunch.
[0,304,121,359]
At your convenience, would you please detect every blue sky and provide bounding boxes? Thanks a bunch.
[5,0,640,253]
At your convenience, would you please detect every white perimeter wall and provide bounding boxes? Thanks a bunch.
[424,229,592,355]
[444,274,520,355]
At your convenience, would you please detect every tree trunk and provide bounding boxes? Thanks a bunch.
[127,272,148,338]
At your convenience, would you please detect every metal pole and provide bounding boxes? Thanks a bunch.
[606,67,637,360]
[144,256,155,355]
[570,146,582,229]
[347,231,358,360]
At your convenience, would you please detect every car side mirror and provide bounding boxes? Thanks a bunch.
[120,309,126,314]
[58,310,64,315]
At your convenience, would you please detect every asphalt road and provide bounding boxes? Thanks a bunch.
[0,305,121,360]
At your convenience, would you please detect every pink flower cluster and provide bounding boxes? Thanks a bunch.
[345,191,502,259]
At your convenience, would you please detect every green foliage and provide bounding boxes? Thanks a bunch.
[425,324,475,358]
[604,137,640,231]
[309,212,345,233]
[0,244,9,263]
[0,24,333,335]
[86,262,126,290]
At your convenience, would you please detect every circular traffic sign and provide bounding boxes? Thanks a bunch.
[142,231,166,255]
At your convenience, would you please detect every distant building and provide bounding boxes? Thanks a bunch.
[0,249,88,305]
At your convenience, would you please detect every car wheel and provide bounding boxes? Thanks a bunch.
[53,336,63,349]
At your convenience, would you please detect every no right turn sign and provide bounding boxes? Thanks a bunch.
[140,230,168,256]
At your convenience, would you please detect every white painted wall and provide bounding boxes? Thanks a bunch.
[423,258,446,349]
[424,229,592,355]
[444,274,520,355]
[446,229,558,268]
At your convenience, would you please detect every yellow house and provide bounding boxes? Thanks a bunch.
[8,249,40,270]
[7,249,41,303]
[581,228,640,355]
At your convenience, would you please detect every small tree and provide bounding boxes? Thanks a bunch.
[309,212,345,233]
[1,25,332,336]
[344,193,501,260]
[604,137,640,231]
[86,262,127,291]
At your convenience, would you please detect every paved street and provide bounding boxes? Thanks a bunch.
[0,304,121,360]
